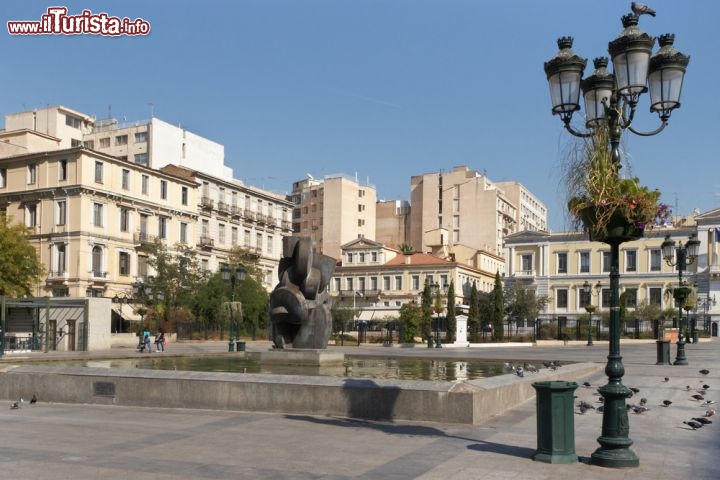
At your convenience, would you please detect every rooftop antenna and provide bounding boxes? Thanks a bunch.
[148,102,155,118]
[108,104,112,120]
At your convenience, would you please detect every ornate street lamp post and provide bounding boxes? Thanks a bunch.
[661,233,700,364]
[583,281,602,346]
[221,264,246,352]
[544,5,689,469]
[698,294,716,336]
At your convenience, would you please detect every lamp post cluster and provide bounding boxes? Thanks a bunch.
[132,281,164,334]
[661,233,700,365]
[111,293,132,333]
[582,281,602,346]
[221,264,246,352]
[544,5,689,470]
[697,294,717,336]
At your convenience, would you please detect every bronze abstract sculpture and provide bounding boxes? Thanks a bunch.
[269,237,336,349]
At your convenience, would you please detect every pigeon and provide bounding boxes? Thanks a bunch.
[629,387,640,394]
[705,409,715,417]
[583,381,592,388]
[597,405,604,413]
[662,400,673,407]
[631,2,656,17]
[30,394,37,405]
[514,366,524,378]
[699,369,710,375]
[691,394,705,401]
[663,377,670,382]
[639,398,648,406]
[702,384,710,390]
[632,405,649,414]
[701,400,717,407]
[685,386,692,391]
[524,363,538,373]
[683,420,703,430]
[578,400,595,411]
[692,417,712,425]
[10,402,20,410]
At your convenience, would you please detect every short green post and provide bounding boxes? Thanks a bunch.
[655,340,671,365]
[532,381,579,464]
[427,335,433,348]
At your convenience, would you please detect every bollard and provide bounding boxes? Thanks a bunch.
[655,340,671,365]
[532,381,578,464]
[427,335,434,348]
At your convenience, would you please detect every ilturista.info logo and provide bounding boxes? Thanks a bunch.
[7,7,151,36]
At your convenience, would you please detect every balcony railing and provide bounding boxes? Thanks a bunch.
[217,201,230,213]
[90,270,108,279]
[200,196,214,209]
[198,235,214,247]
[513,270,536,278]
[134,232,157,245]
[231,205,242,217]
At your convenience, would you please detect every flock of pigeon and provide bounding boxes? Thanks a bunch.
[10,393,37,410]
[504,360,563,378]
[575,369,715,432]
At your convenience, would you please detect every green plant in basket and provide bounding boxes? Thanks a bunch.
[564,125,662,241]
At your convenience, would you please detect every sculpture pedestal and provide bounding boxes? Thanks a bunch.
[251,349,345,366]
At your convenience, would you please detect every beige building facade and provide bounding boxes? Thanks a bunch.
[409,166,518,257]
[495,181,548,232]
[375,199,410,249]
[290,174,377,260]
[330,238,500,321]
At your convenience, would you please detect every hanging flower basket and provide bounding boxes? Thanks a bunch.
[579,206,645,243]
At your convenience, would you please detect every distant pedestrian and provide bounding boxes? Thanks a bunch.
[143,329,152,353]
[155,330,166,352]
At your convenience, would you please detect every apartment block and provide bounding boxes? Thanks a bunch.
[495,181,548,232]
[290,174,376,260]
[409,166,518,257]
[375,199,410,249]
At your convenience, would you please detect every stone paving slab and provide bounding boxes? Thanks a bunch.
[0,340,718,479]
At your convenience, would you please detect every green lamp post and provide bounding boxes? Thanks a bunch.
[221,264,246,352]
[544,6,689,469]
[661,233,700,365]
[583,281,602,346]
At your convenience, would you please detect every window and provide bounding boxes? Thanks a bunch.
[141,175,149,195]
[84,140,94,149]
[119,252,130,276]
[134,153,149,165]
[65,114,82,128]
[346,277,354,291]
[256,233,262,251]
[244,229,251,246]
[94,161,103,183]
[93,203,103,227]
[99,137,110,148]
[394,276,402,290]
[115,135,128,146]
[556,289,568,309]
[122,169,130,190]
[267,235,273,254]
[201,259,209,271]
[0,168,5,188]
[347,252,354,263]
[55,244,67,274]
[601,288,611,308]
[26,204,37,227]
[158,216,168,239]
[139,214,149,238]
[333,278,341,292]
[134,132,148,143]
[370,276,378,290]
[371,251,378,263]
[56,200,67,225]
[440,274,448,288]
[649,287,662,306]
[160,180,168,200]
[181,186,188,205]
[626,250,637,272]
[412,275,420,290]
[180,222,188,243]
[201,219,209,236]
[602,251,611,273]
[359,252,365,263]
[91,245,103,276]
[218,223,226,244]
[358,277,366,292]
[521,253,532,272]
[579,251,590,273]
[624,288,637,308]
[650,249,661,271]
[28,163,37,184]
[383,276,391,291]
[557,252,568,274]
[58,159,68,181]
[71,139,82,147]
[120,207,129,232]
[138,255,149,280]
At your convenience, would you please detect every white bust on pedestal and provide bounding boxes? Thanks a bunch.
[454,315,468,346]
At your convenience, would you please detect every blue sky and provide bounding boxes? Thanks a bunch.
[2,1,718,232]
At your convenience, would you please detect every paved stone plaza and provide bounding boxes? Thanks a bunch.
[1,340,718,479]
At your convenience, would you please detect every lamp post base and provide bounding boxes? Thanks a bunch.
[673,336,688,365]
[590,382,639,468]
[228,336,235,352]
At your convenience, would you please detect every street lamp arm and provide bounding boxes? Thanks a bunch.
[627,120,668,137]
[562,120,594,138]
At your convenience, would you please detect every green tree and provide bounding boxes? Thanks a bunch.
[445,281,456,343]
[398,302,422,342]
[330,302,357,337]
[0,214,43,297]
[505,284,549,338]
[467,282,479,341]
[492,271,504,341]
[190,273,227,339]
[399,243,414,254]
